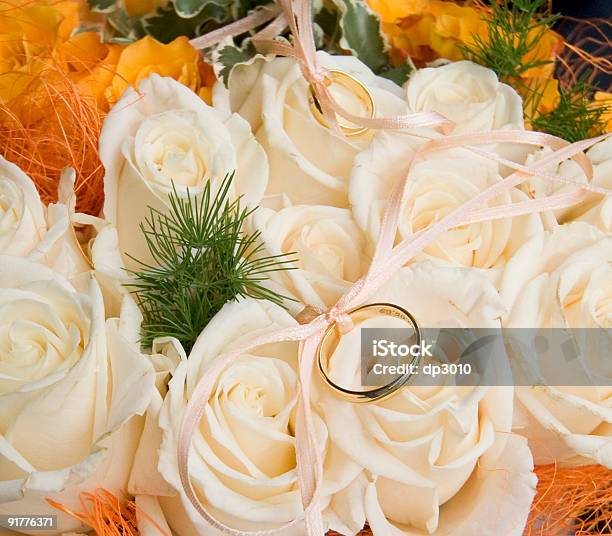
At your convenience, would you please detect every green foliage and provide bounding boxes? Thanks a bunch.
[175,0,207,17]
[88,0,408,87]
[333,0,388,72]
[460,0,559,82]
[87,0,116,12]
[531,79,607,143]
[143,3,228,43]
[216,42,258,84]
[378,62,414,86]
[128,173,296,353]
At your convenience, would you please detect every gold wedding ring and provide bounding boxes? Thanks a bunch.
[308,70,375,137]
[317,303,421,403]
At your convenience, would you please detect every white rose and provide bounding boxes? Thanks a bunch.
[250,205,370,311]
[222,52,408,208]
[576,196,612,233]
[0,156,45,256]
[0,256,155,534]
[0,159,89,282]
[499,222,612,467]
[405,61,524,133]
[100,74,268,270]
[152,299,362,534]
[320,263,536,535]
[350,145,543,270]
[519,136,612,225]
[500,222,610,328]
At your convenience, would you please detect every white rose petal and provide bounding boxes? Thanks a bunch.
[405,61,524,133]
[319,263,535,535]
[100,74,268,269]
[0,257,155,534]
[250,205,370,310]
[350,145,543,270]
[519,136,612,225]
[150,298,361,534]
[576,196,612,234]
[500,222,610,328]
[500,222,612,467]
[0,156,45,256]
[223,53,408,208]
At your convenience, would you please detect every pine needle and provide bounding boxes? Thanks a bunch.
[459,0,560,117]
[460,0,559,81]
[531,77,607,142]
[127,173,297,353]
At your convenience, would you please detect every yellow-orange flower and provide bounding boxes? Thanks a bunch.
[104,35,207,105]
[56,31,123,107]
[594,92,612,133]
[123,0,162,17]
[0,0,79,101]
[427,1,488,58]
[374,0,488,65]
[372,0,563,78]
[0,0,215,216]
[520,28,564,79]
[367,0,428,23]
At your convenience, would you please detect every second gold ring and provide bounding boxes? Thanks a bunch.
[317,302,421,403]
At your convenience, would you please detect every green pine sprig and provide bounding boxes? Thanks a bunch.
[531,78,608,142]
[459,0,560,83]
[127,173,297,353]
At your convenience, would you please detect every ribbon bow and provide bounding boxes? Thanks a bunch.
[178,125,610,534]
[179,2,612,535]
[253,0,454,135]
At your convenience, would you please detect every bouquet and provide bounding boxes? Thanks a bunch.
[0,0,610,535]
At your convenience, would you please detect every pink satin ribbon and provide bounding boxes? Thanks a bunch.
[189,6,281,50]
[179,1,612,535]
[188,0,451,134]
[252,0,453,135]
[177,131,611,536]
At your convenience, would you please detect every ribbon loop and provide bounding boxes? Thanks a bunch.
[178,2,612,536]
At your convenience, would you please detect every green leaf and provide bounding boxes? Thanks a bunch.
[315,5,342,51]
[174,0,206,17]
[87,0,117,13]
[313,22,324,49]
[174,0,234,19]
[378,62,414,86]
[106,8,145,41]
[233,0,273,19]
[215,43,257,85]
[333,0,389,72]
[143,3,227,42]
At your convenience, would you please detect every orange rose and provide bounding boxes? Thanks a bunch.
[367,0,429,23]
[520,28,564,80]
[0,0,80,102]
[372,0,563,77]
[520,76,560,119]
[428,1,488,59]
[104,36,205,105]
[55,32,123,108]
[375,1,488,65]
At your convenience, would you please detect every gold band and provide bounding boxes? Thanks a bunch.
[317,302,421,403]
[308,69,375,137]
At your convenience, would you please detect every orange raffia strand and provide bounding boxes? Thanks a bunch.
[525,464,612,536]
[556,17,612,89]
[47,488,171,536]
[0,59,107,215]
